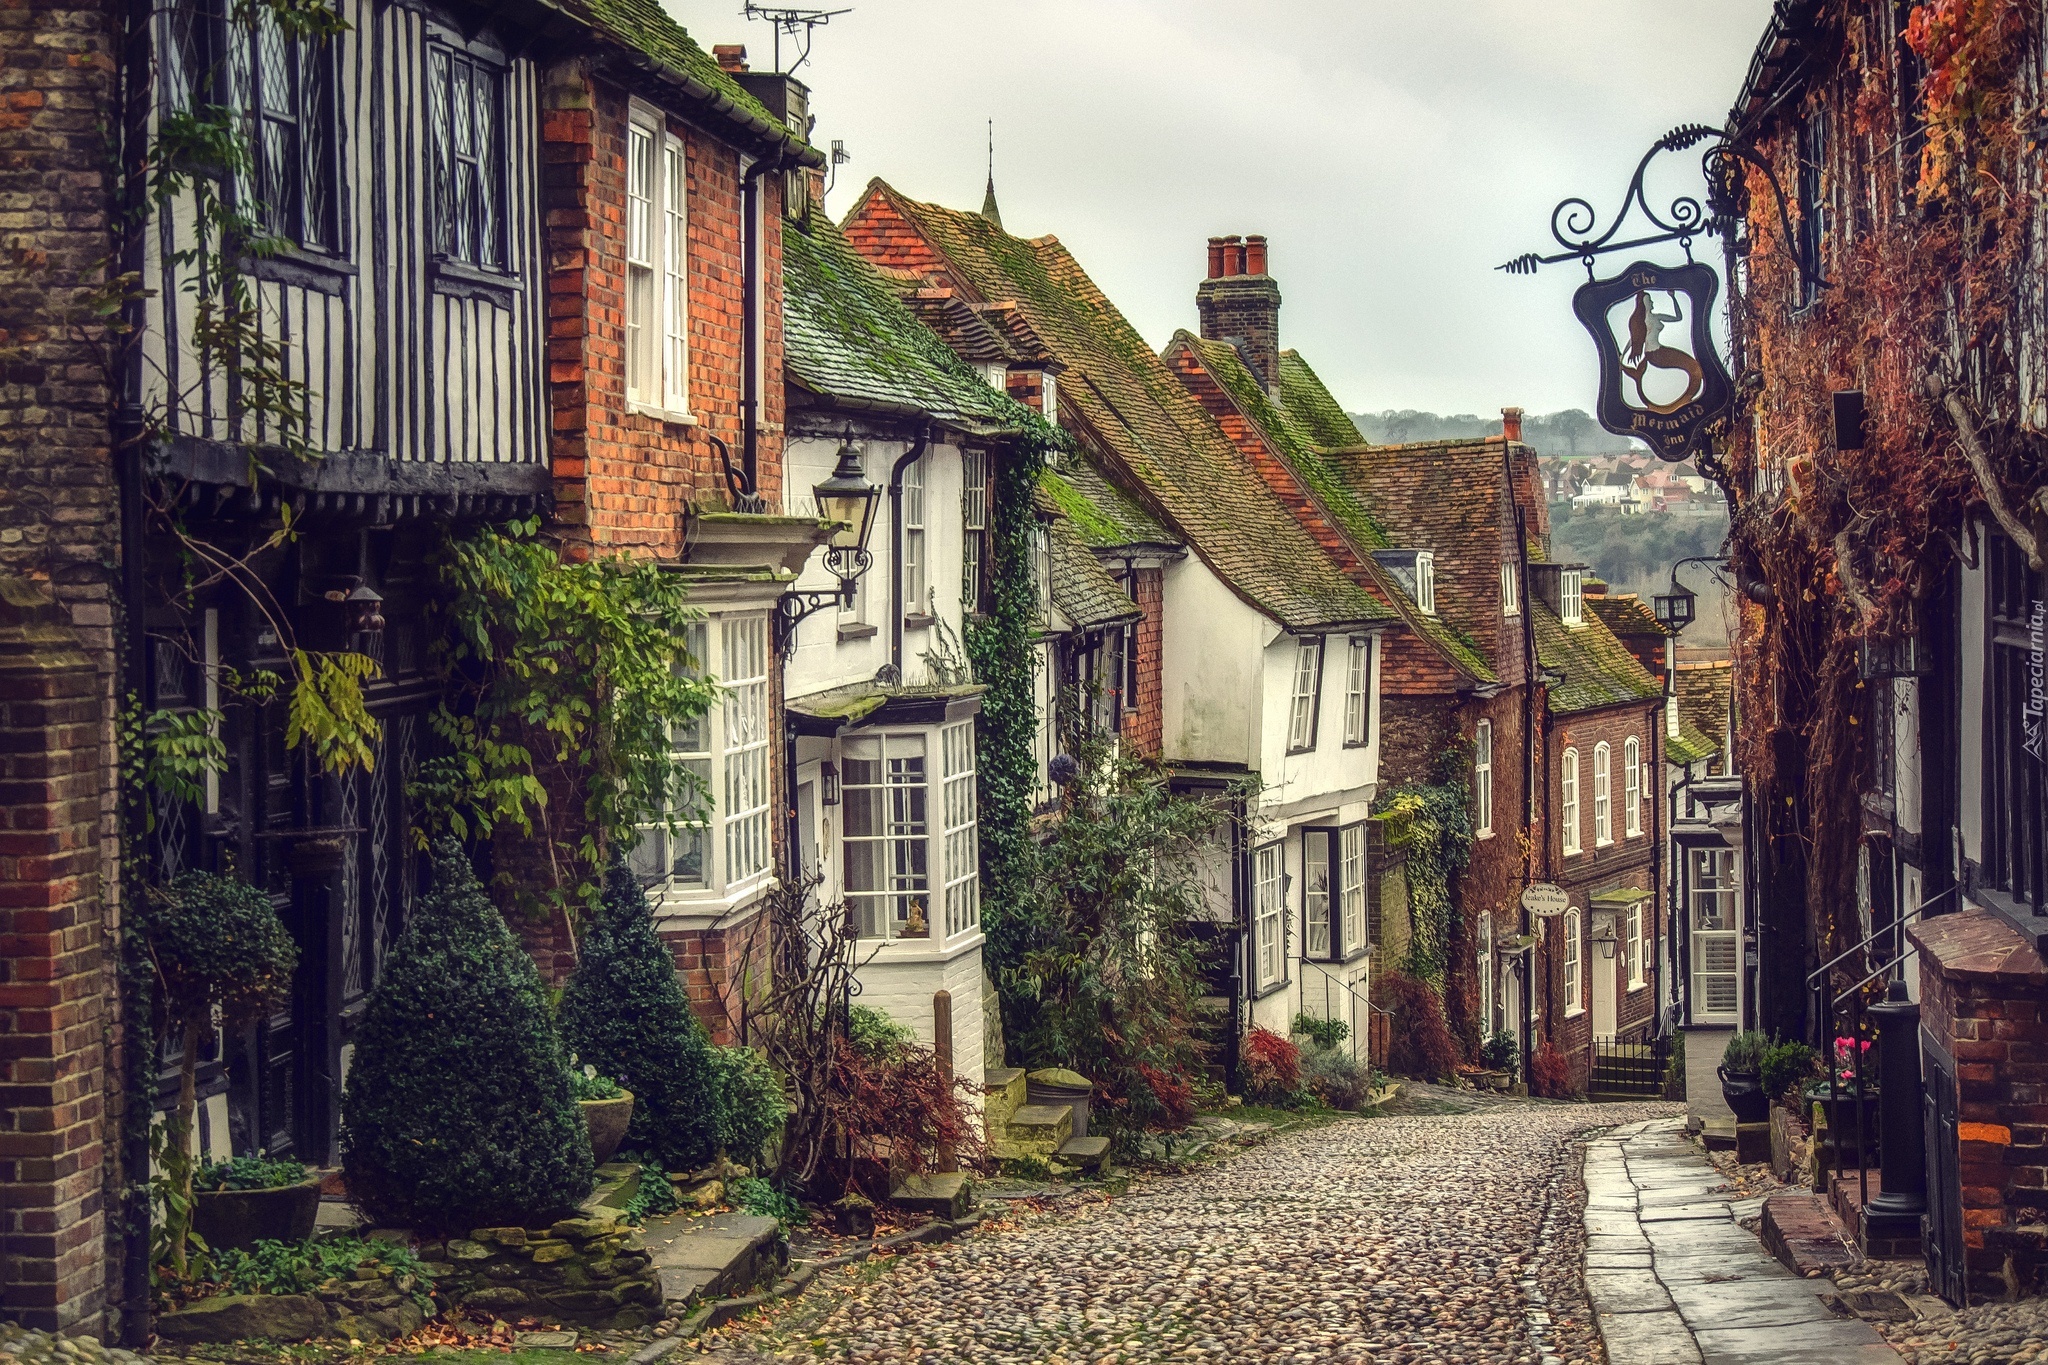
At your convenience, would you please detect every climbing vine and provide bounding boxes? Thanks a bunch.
[415,519,720,918]
[1373,778,1474,986]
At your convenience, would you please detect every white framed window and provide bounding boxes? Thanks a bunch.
[1690,849,1739,1019]
[1501,562,1519,615]
[844,733,931,940]
[1593,741,1612,846]
[1474,720,1494,837]
[1033,522,1051,620]
[722,616,771,887]
[1041,371,1059,425]
[1287,636,1325,752]
[1563,908,1583,1015]
[902,455,927,617]
[625,104,689,415]
[1415,551,1436,615]
[1561,747,1581,855]
[1254,842,1285,988]
[983,362,1008,390]
[1032,641,1057,804]
[1343,635,1372,747]
[1561,569,1583,626]
[630,616,767,899]
[1304,829,1332,959]
[940,721,979,938]
[961,449,988,612]
[1624,735,1643,836]
[1625,901,1644,987]
[1477,911,1495,1032]
[1339,824,1366,953]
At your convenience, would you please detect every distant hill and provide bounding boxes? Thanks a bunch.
[1346,408,1645,460]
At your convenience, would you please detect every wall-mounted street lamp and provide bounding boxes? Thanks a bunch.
[1654,555,1729,632]
[774,440,882,651]
[1593,930,1620,961]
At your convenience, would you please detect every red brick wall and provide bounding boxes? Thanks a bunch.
[0,598,110,1331]
[1121,567,1163,757]
[660,911,767,1047]
[841,184,952,277]
[541,70,786,556]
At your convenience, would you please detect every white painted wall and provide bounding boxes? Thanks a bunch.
[851,936,988,1113]
[1159,555,1265,768]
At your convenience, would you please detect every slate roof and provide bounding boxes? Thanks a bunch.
[561,0,820,163]
[1531,600,1664,715]
[1676,660,1734,766]
[846,182,1393,631]
[1167,333,1494,683]
[1276,351,1364,449]
[1039,463,1176,552]
[781,210,1040,430]
[1588,592,1676,641]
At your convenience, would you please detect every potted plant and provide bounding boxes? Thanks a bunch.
[141,869,300,1276]
[1480,1029,1519,1089]
[569,1063,636,1166]
[1718,1031,1771,1124]
[190,1154,322,1252]
[1805,1037,1881,1162]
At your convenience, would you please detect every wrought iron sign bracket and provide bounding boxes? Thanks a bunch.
[1498,123,1819,297]
[772,545,871,655]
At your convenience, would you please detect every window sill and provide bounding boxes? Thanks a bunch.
[836,621,879,642]
[1476,828,1495,841]
[627,400,699,427]
[430,257,519,306]
[903,613,937,631]
[249,247,356,296]
[1342,738,1372,750]
[1564,1005,1585,1019]
[1249,975,1291,1003]
[1628,979,1648,992]
[1595,838,1614,849]
[1563,847,1583,858]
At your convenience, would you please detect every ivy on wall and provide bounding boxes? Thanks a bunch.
[1374,779,1474,987]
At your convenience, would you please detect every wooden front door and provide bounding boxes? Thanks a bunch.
[1923,1033,1966,1305]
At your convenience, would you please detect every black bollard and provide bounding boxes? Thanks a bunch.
[1864,977,1927,1247]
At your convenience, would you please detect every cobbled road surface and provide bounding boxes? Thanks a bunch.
[705,1094,1678,1365]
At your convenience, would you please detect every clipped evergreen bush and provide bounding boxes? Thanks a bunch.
[341,838,594,1230]
[559,857,723,1172]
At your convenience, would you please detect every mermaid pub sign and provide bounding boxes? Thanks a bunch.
[1572,259,1733,462]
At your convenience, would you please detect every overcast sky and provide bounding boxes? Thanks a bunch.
[668,0,1775,417]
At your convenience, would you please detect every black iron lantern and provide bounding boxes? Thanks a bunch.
[815,441,880,578]
[344,583,386,639]
[1653,584,1696,630]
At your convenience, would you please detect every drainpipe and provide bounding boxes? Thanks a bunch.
[740,151,797,500]
[1670,770,1696,1037]
[1501,438,1543,1074]
[884,428,932,681]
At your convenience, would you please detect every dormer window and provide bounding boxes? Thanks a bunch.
[1561,569,1583,626]
[1501,563,1519,616]
[983,363,1008,390]
[1415,552,1435,615]
[1370,549,1435,615]
[1041,372,1059,425]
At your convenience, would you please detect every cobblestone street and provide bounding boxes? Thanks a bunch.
[703,1095,1679,1365]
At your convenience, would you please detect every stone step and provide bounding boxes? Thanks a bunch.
[991,1102,1073,1160]
[1058,1135,1111,1173]
[889,1171,976,1220]
[983,1066,1028,1137]
[642,1211,784,1306]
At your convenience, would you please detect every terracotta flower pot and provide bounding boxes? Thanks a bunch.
[580,1091,635,1166]
[191,1175,324,1252]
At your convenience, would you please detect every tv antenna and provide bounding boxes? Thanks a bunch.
[740,3,851,74]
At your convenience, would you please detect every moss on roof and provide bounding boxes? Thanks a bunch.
[1588,592,1676,641]
[1276,351,1365,449]
[1047,517,1140,631]
[568,0,807,155]
[857,182,1391,630]
[1532,600,1664,715]
[782,210,1044,430]
[1041,461,1173,550]
[1666,718,1721,766]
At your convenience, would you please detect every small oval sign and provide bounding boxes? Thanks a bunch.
[1521,882,1571,917]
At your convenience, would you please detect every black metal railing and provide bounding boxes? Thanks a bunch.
[1299,958,1387,1068]
[1590,1032,1670,1098]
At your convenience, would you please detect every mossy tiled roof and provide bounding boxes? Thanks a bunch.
[1532,601,1665,715]
[1666,717,1721,766]
[1047,517,1141,631]
[1040,464,1174,551]
[563,0,816,161]
[1588,592,1677,641]
[1676,661,1734,763]
[854,183,1392,631]
[1276,351,1365,449]
[782,211,1040,430]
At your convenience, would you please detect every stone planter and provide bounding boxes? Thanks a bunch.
[1718,1066,1769,1125]
[191,1174,323,1252]
[1809,1089,1882,1164]
[1025,1068,1092,1140]
[1473,1068,1512,1093]
[580,1091,635,1167]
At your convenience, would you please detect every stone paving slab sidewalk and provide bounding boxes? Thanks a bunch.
[1585,1117,1902,1365]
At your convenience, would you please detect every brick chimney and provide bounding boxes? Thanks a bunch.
[1197,232,1282,391]
[713,44,748,72]
[1502,406,1524,443]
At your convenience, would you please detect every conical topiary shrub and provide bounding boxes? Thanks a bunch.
[341,838,594,1230]
[559,857,723,1172]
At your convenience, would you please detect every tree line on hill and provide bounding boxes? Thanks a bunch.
[1347,408,1643,459]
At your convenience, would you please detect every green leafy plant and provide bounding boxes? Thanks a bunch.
[710,1045,791,1170]
[1372,780,1475,986]
[729,1176,809,1228]
[567,1065,625,1102]
[142,869,299,1275]
[619,1161,682,1225]
[341,838,594,1230]
[418,520,720,916]
[558,858,724,1172]
[1480,1028,1519,1074]
[205,1235,433,1314]
[1720,1030,1770,1073]
[1760,1039,1819,1100]
[193,1155,310,1193]
[846,1005,914,1060]
[1300,1044,1375,1110]
[1292,1014,1351,1052]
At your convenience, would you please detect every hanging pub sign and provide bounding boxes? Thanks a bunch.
[1572,259,1732,462]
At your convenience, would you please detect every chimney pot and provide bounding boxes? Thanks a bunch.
[1502,406,1524,443]
[713,44,748,72]
[1206,237,1226,280]
[1245,234,1268,277]
[1222,235,1245,277]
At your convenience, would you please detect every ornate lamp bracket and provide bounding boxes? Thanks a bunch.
[772,547,872,654]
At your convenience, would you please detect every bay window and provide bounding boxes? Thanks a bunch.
[1254,843,1285,989]
[1303,824,1369,961]
[1340,824,1367,953]
[844,733,930,939]
[429,46,505,268]
[626,103,689,414]
[1304,830,1333,958]
[721,616,771,887]
[940,722,980,938]
[226,5,340,251]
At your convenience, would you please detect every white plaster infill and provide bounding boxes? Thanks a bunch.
[1582,1117,1901,1365]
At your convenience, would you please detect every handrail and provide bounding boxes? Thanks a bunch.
[1806,882,1957,987]
[1300,956,1390,1015]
